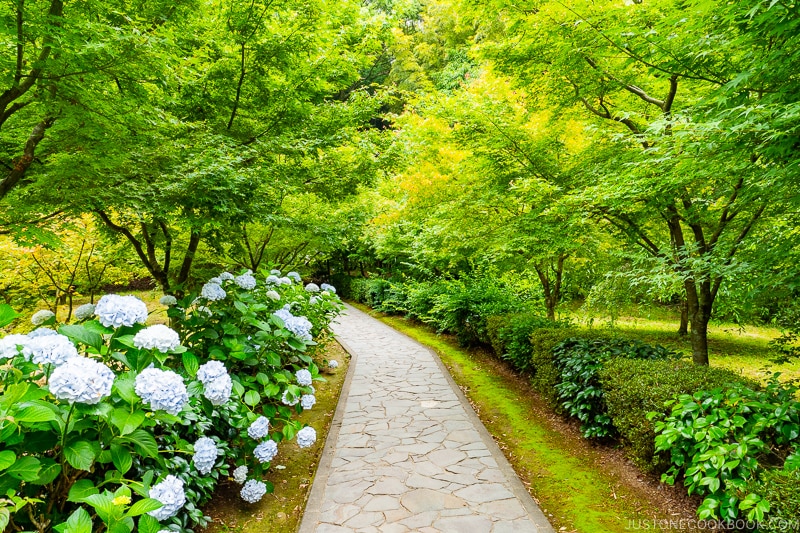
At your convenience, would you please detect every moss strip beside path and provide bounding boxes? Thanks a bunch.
[362,308,691,533]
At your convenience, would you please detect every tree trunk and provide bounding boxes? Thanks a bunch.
[678,297,689,336]
[689,307,710,365]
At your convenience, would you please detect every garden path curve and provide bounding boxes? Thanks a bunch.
[299,304,554,533]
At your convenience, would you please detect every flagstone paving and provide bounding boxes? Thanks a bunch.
[299,304,554,533]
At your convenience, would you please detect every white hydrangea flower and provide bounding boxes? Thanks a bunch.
[196,305,212,316]
[148,475,186,520]
[135,368,188,415]
[309,296,320,305]
[192,437,219,475]
[233,465,248,484]
[248,416,270,440]
[31,309,55,326]
[304,283,320,293]
[266,290,280,301]
[265,275,280,285]
[295,369,313,386]
[320,283,336,293]
[269,269,281,276]
[253,440,278,463]
[328,360,339,369]
[300,394,316,410]
[281,389,299,406]
[0,334,31,360]
[218,272,234,281]
[197,360,227,384]
[28,327,58,338]
[94,294,148,328]
[235,271,257,290]
[133,324,181,353]
[200,282,226,301]
[49,357,114,404]
[296,426,317,449]
[240,479,267,503]
[159,295,178,307]
[278,276,293,286]
[287,271,301,282]
[74,303,96,320]
[27,334,79,366]
[203,374,232,406]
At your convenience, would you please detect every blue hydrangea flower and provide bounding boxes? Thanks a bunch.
[328,360,339,369]
[296,426,317,449]
[148,475,186,520]
[135,368,188,415]
[28,327,58,338]
[27,334,79,366]
[309,296,320,305]
[265,275,280,285]
[235,271,257,290]
[320,283,336,293]
[254,440,278,463]
[203,374,232,406]
[287,271,301,282]
[192,437,219,475]
[74,303,96,320]
[295,369,313,386]
[273,309,313,342]
[201,282,226,301]
[31,309,55,325]
[233,465,248,484]
[240,479,267,503]
[159,295,177,307]
[0,334,32,361]
[248,416,270,440]
[281,389,299,406]
[300,394,316,410]
[218,272,234,281]
[304,283,320,293]
[94,294,148,328]
[197,360,227,384]
[269,269,281,276]
[133,324,181,353]
[49,357,114,404]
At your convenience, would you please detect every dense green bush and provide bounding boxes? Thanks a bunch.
[750,468,800,533]
[486,313,563,360]
[553,338,679,439]
[652,376,800,522]
[599,359,752,473]
[527,328,613,407]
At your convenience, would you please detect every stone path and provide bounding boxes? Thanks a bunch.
[299,304,554,533]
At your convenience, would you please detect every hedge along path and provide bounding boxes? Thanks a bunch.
[299,304,554,533]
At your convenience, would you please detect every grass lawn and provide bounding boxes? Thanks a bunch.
[563,307,800,383]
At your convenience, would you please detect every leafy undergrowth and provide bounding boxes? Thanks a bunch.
[200,341,350,533]
[354,304,701,533]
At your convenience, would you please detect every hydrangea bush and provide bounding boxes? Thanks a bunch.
[0,270,343,533]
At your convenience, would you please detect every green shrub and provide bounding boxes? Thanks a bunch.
[486,313,562,359]
[526,328,612,407]
[403,280,449,322]
[599,359,752,473]
[553,338,679,439]
[751,468,800,533]
[652,376,800,522]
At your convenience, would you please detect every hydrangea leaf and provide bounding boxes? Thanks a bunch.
[126,497,162,517]
[67,479,99,503]
[182,352,199,377]
[0,304,19,328]
[109,408,145,437]
[58,325,103,351]
[64,440,97,472]
[4,456,41,481]
[0,451,15,471]
[31,458,61,485]
[110,444,132,475]
[61,507,92,533]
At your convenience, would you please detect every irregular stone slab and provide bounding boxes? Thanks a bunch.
[298,305,555,533]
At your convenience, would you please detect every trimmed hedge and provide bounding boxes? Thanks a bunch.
[751,469,800,533]
[486,313,565,360]
[598,359,754,472]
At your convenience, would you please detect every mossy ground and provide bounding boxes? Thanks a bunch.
[200,340,350,533]
[352,303,700,533]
